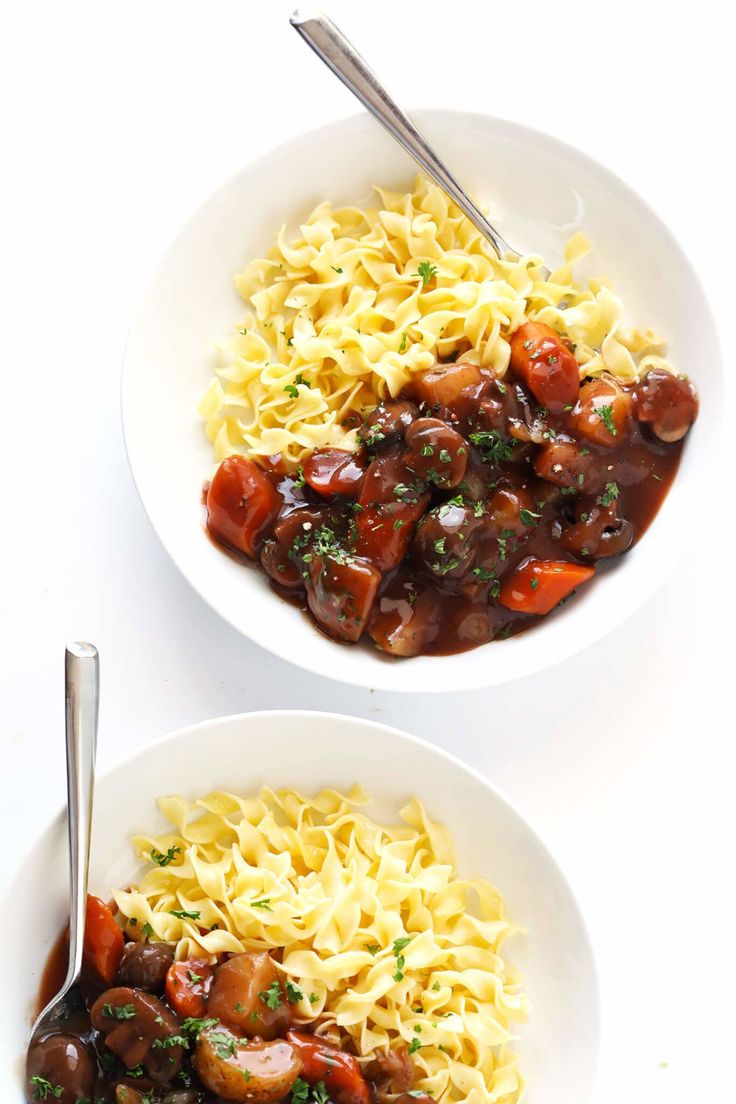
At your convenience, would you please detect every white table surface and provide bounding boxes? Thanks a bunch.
[1,1,734,1100]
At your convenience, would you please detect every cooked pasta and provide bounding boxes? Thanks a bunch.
[113,786,529,1104]
[199,176,674,470]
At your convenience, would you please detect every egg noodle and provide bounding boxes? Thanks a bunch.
[113,786,528,1104]
[199,177,674,471]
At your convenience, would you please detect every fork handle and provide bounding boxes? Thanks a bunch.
[290,9,514,260]
[64,642,99,988]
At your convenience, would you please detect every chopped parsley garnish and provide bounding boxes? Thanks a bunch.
[434,537,446,554]
[312,1082,331,1104]
[596,404,617,435]
[393,518,405,529]
[152,1033,189,1050]
[150,844,182,867]
[530,578,540,591]
[365,943,381,955]
[259,981,283,1010]
[284,383,299,399]
[285,980,304,1004]
[292,1079,311,1104]
[181,1016,218,1038]
[520,508,541,527]
[29,1077,63,1100]
[309,992,320,1004]
[187,970,204,983]
[421,444,434,457]
[432,980,442,991]
[472,566,494,581]
[468,430,515,465]
[168,908,201,920]
[102,1002,136,1020]
[407,1036,422,1055]
[208,1031,238,1059]
[293,466,306,489]
[439,449,452,463]
[597,482,620,507]
[416,260,438,286]
[251,898,273,911]
[399,331,409,353]
[392,935,412,981]
[330,265,343,274]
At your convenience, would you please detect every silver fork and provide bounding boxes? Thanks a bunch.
[290,8,525,264]
[27,643,99,1045]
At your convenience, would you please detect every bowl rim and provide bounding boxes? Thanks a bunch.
[120,107,724,693]
[5,708,600,1098]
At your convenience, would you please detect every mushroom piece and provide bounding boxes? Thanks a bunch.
[90,986,184,1082]
[358,400,418,448]
[116,941,175,995]
[404,418,468,489]
[633,368,698,442]
[558,502,634,559]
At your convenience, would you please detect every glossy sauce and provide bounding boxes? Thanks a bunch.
[203,337,697,658]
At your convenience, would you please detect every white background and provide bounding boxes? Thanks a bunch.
[1,1,734,1100]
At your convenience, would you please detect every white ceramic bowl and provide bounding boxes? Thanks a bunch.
[2,711,597,1102]
[122,110,722,691]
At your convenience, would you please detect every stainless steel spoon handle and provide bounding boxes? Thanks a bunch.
[64,642,99,990]
[290,9,515,260]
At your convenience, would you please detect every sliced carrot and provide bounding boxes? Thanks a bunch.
[287,1032,372,1104]
[165,958,216,1018]
[83,895,124,984]
[499,558,595,615]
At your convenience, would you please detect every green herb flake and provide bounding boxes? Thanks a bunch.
[152,1033,189,1050]
[102,1002,136,1021]
[596,403,617,435]
[408,1036,422,1055]
[468,430,515,465]
[168,908,201,920]
[150,844,182,867]
[530,578,540,591]
[183,1011,220,1037]
[432,980,442,991]
[417,260,439,287]
[30,1077,63,1101]
[292,1078,311,1104]
[330,265,343,274]
[285,980,304,1004]
[259,980,283,1010]
[399,332,409,353]
[596,482,620,507]
[251,898,273,911]
[520,508,541,527]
